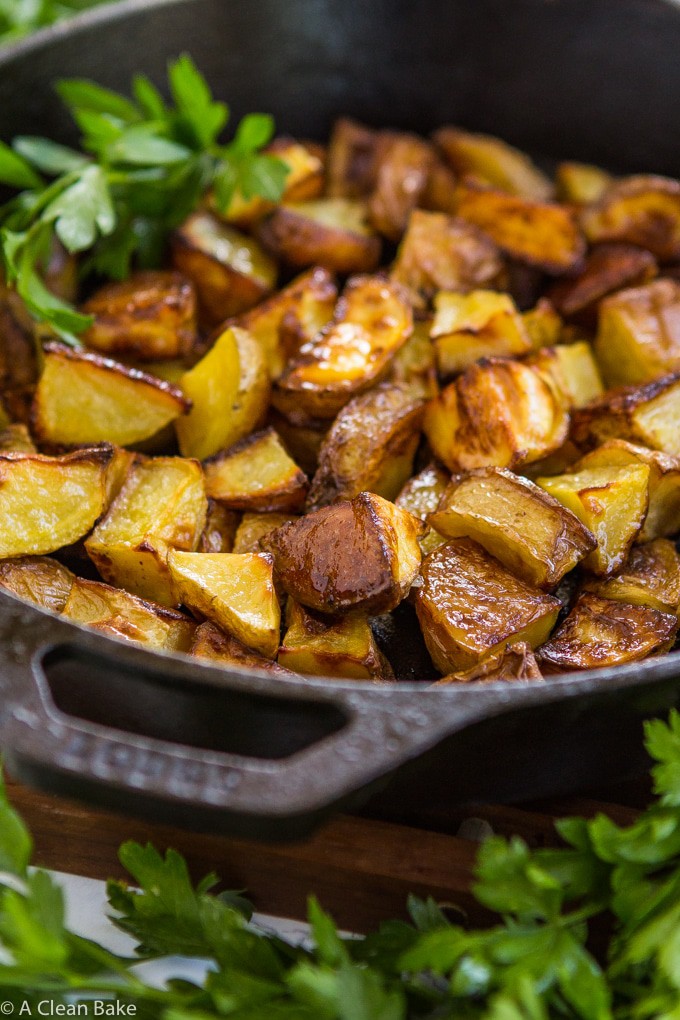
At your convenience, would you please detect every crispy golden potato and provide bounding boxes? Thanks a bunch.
[0,555,74,612]
[204,428,308,512]
[0,423,36,454]
[431,290,531,376]
[434,126,553,200]
[574,439,680,542]
[231,267,337,379]
[536,463,650,575]
[415,538,560,674]
[86,456,207,607]
[278,599,394,681]
[522,299,563,351]
[190,621,295,677]
[549,244,657,326]
[537,592,677,672]
[385,317,438,400]
[62,577,196,652]
[571,373,680,457]
[454,180,586,273]
[429,467,596,588]
[257,198,382,274]
[593,279,680,388]
[368,134,435,241]
[81,271,197,361]
[198,500,240,554]
[171,211,277,326]
[267,410,329,475]
[555,161,613,205]
[580,175,680,261]
[395,462,449,555]
[390,210,503,308]
[306,383,424,510]
[232,511,296,554]
[424,358,569,471]
[583,538,680,613]
[274,276,412,419]
[176,325,269,460]
[262,491,423,615]
[325,117,390,198]
[32,343,190,448]
[528,342,604,409]
[0,447,112,558]
[167,550,280,658]
[433,642,543,684]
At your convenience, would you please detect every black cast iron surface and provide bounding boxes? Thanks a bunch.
[0,0,679,839]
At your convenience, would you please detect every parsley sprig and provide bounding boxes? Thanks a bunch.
[0,55,289,344]
[2,714,680,1015]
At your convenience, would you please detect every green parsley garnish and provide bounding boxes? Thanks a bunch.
[0,54,289,344]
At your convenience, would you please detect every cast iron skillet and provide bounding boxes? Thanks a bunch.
[0,0,679,840]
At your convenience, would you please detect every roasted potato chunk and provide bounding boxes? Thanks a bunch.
[62,577,196,652]
[81,271,197,361]
[571,373,680,457]
[0,423,36,454]
[262,491,423,615]
[396,462,449,555]
[390,210,503,309]
[306,383,424,510]
[583,538,680,613]
[537,593,677,672]
[433,642,543,684]
[522,299,563,352]
[555,161,613,205]
[167,550,280,658]
[86,456,207,607]
[580,175,680,261]
[593,279,680,387]
[278,599,394,681]
[0,447,112,558]
[325,117,389,198]
[454,180,586,274]
[232,511,296,555]
[198,500,240,554]
[548,244,657,326]
[171,211,277,326]
[176,325,269,460]
[266,411,329,475]
[434,126,553,200]
[424,358,568,471]
[415,539,560,674]
[204,428,308,512]
[368,134,435,241]
[431,290,531,376]
[536,463,650,575]
[0,556,74,612]
[32,343,190,448]
[386,318,438,400]
[528,342,604,409]
[190,621,295,677]
[429,467,596,588]
[274,276,412,419]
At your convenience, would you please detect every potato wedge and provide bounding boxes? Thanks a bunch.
[368,134,435,241]
[420,159,459,215]
[0,555,74,612]
[199,500,240,554]
[549,244,657,326]
[86,456,207,607]
[571,373,680,457]
[176,325,269,460]
[415,538,560,674]
[0,423,36,454]
[278,599,394,681]
[62,577,196,652]
[580,175,680,261]
[431,289,532,376]
[32,343,190,448]
[386,318,438,400]
[167,550,280,658]
[257,198,381,274]
[306,383,424,510]
[536,463,650,575]
[593,279,680,387]
[433,642,543,684]
[274,276,412,419]
[232,511,296,555]
[522,299,563,352]
[325,117,390,198]
[454,180,586,273]
[81,270,197,361]
[204,428,308,512]
[424,358,569,471]
[434,126,553,200]
[537,592,677,672]
[190,621,295,677]
[171,211,277,326]
[555,161,613,205]
[429,467,596,588]
[390,210,503,308]
[262,491,423,615]
[0,447,112,557]
[583,538,680,613]
[395,462,449,555]
[528,342,604,409]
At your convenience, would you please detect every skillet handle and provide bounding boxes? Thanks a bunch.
[0,596,519,839]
